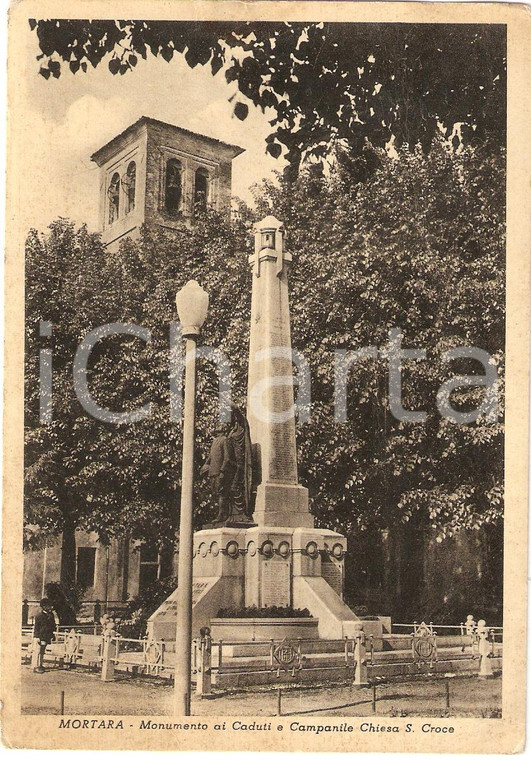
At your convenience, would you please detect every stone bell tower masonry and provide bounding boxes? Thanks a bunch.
[91,116,244,250]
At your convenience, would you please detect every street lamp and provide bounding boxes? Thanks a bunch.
[174,280,209,715]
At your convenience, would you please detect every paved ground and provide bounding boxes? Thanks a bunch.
[21,665,502,718]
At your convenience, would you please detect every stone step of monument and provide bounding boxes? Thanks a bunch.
[216,641,496,665]
[381,634,476,651]
[219,640,351,658]
[215,644,490,672]
[212,656,502,689]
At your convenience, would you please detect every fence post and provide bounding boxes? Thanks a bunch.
[196,626,212,698]
[101,633,116,682]
[353,624,368,687]
[477,620,493,679]
[22,599,29,626]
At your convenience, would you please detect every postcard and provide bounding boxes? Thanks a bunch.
[2,0,529,752]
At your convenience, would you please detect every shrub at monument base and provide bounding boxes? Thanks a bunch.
[216,606,312,619]
[119,576,177,638]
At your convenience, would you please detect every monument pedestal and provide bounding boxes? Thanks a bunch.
[252,484,313,528]
[148,524,384,644]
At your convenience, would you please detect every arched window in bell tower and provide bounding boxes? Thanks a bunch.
[194,167,209,213]
[123,161,136,215]
[165,158,182,216]
[108,172,120,224]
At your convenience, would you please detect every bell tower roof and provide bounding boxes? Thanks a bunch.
[91,116,244,167]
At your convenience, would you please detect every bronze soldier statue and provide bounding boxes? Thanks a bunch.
[201,406,259,526]
[200,423,235,523]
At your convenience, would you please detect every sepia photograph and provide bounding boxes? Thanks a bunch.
[2,0,529,753]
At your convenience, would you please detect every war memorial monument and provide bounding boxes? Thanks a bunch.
[149,216,387,645]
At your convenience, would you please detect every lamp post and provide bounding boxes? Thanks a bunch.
[174,280,209,715]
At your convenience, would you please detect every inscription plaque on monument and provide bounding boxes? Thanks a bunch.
[269,424,298,483]
[156,579,215,620]
[262,559,291,607]
[268,352,298,483]
[321,560,343,597]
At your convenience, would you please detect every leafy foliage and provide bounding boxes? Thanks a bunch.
[25,211,252,555]
[31,21,505,168]
[253,139,504,539]
[44,581,85,625]
[119,576,177,637]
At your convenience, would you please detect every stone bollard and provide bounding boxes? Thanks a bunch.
[477,619,493,679]
[101,632,116,682]
[461,614,477,652]
[353,623,368,687]
[196,626,212,698]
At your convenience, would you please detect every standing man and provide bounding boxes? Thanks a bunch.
[31,597,56,673]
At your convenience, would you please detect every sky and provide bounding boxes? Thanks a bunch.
[18,25,283,235]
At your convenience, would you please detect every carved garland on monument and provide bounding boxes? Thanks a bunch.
[259,540,274,557]
[195,538,346,561]
[194,539,242,558]
[304,541,319,558]
[277,541,291,558]
[221,540,240,558]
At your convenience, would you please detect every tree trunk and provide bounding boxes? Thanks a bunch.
[159,542,175,579]
[121,535,130,602]
[60,519,77,586]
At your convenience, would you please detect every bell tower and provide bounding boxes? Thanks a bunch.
[91,116,244,249]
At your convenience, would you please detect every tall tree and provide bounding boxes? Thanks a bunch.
[25,221,113,581]
[251,139,504,620]
[253,139,504,540]
[24,211,252,575]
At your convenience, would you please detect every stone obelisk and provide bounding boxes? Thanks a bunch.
[247,216,313,528]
